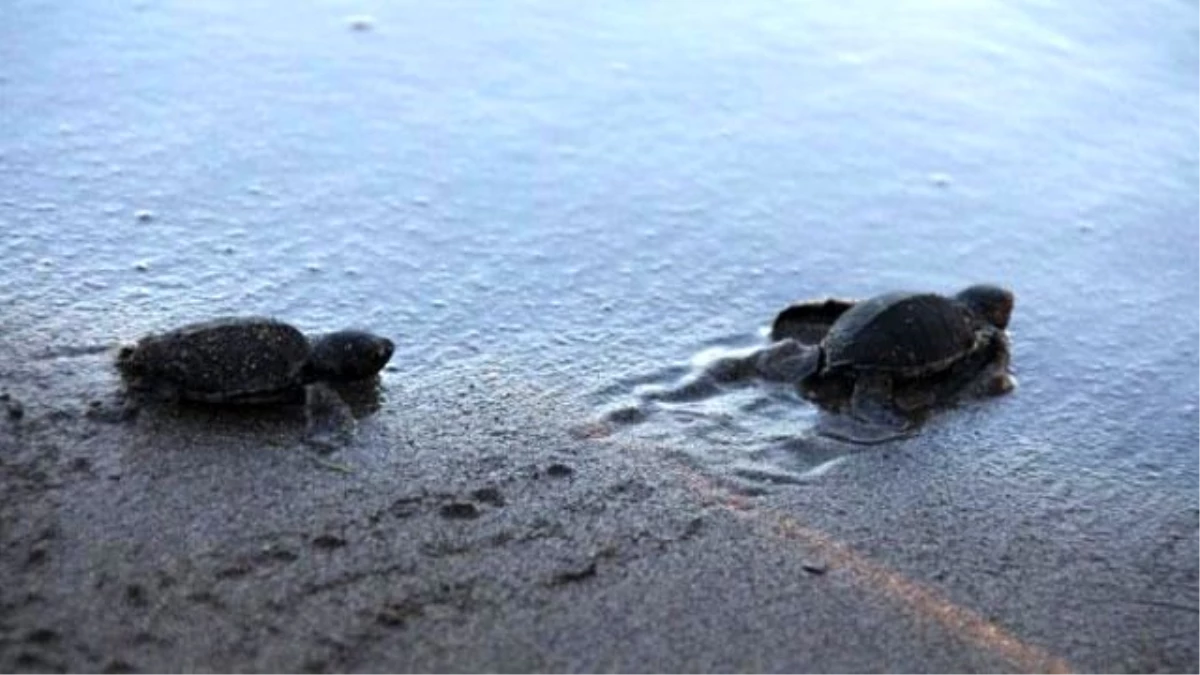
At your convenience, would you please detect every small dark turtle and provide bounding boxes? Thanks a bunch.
[116,317,394,443]
[757,284,1015,443]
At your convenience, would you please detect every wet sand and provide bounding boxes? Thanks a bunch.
[1,342,1195,672]
[2,0,1196,671]
[0,352,1004,673]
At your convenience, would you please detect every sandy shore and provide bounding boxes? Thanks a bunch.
[0,355,897,673]
[1,344,1195,673]
[2,0,1196,670]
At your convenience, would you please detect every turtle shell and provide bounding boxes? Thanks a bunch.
[822,292,978,377]
[118,317,311,403]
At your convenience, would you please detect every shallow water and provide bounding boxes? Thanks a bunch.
[2,1,1196,494]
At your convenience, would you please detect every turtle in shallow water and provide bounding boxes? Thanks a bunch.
[116,317,394,442]
[756,284,1016,443]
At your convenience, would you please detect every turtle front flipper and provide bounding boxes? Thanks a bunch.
[892,386,937,413]
[981,371,1017,396]
[972,330,1017,397]
[818,373,914,445]
[815,413,916,445]
[925,326,1015,404]
[968,352,1017,398]
[303,382,356,451]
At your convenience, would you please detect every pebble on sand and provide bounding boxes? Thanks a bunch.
[1,393,23,420]
[346,14,375,31]
[802,560,828,575]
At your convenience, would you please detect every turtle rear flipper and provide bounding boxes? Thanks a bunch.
[754,339,822,383]
[303,382,356,452]
[770,298,856,344]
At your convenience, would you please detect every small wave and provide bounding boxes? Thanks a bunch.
[591,335,862,491]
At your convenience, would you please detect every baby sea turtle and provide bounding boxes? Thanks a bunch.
[116,317,394,442]
[757,284,1016,444]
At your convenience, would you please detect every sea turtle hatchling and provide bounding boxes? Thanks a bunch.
[756,284,1016,444]
[116,317,394,443]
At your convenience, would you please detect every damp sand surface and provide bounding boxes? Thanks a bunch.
[1,0,1197,671]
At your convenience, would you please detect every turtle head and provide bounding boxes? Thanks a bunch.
[306,330,395,383]
[115,344,147,379]
[955,284,1014,330]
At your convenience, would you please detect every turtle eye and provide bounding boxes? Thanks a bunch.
[993,302,1013,330]
[376,339,395,362]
